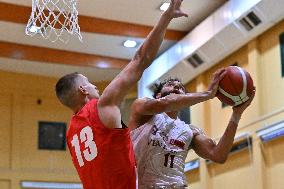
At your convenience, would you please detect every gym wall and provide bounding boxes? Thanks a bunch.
[184,19,284,189]
[0,72,136,189]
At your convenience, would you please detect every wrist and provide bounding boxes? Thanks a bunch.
[163,10,174,20]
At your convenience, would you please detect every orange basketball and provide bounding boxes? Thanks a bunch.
[216,66,254,106]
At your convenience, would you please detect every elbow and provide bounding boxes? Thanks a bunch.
[208,151,228,164]
[211,155,228,164]
[214,157,227,164]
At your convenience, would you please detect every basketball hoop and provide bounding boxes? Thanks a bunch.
[26,0,82,43]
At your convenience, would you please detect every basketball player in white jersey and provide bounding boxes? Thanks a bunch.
[129,69,255,189]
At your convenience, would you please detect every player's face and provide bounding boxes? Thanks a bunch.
[78,74,100,99]
[159,80,186,98]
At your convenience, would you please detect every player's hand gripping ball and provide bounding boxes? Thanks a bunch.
[216,66,254,106]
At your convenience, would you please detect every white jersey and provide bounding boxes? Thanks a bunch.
[131,113,201,189]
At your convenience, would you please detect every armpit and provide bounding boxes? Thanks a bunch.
[121,120,128,129]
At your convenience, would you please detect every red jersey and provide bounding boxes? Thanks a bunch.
[66,99,137,189]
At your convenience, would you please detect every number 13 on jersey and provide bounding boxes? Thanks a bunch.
[71,126,98,167]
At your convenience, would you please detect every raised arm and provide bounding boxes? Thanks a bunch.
[191,89,255,163]
[99,0,187,107]
[97,0,187,128]
[132,69,226,115]
[132,92,212,115]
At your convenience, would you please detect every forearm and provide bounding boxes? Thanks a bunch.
[211,113,241,163]
[162,91,212,112]
[211,87,255,161]
[192,93,254,164]
[210,88,255,162]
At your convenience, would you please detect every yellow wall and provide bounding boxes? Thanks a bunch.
[185,169,200,189]
[0,71,136,189]
[259,21,284,113]
[265,138,284,189]
[0,180,10,189]
[185,19,284,189]
[0,71,79,188]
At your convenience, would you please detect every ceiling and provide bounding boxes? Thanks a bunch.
[0,0,226,82]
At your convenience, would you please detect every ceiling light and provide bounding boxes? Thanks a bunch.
[123,40,137,48]
[159,2,170,11]
[96,61,110,68]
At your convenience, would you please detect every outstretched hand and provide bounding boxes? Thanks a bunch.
[207,68,227,99]
[166,0,188,18]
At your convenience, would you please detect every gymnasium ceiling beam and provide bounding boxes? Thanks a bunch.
[0,41,129,69]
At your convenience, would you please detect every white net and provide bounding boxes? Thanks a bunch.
[26,0,82,43]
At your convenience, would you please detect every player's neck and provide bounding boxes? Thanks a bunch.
[72,98,89,114]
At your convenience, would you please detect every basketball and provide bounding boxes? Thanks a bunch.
[216,66,254,106]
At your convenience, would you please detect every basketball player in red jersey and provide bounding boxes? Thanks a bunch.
[55,0,188,188]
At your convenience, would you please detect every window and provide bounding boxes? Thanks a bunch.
[280,32,284,77]
[38,121,66,150]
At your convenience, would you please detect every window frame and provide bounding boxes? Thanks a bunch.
[280,32,284,77]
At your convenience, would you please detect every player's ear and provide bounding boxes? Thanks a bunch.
[79,85,89,95]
